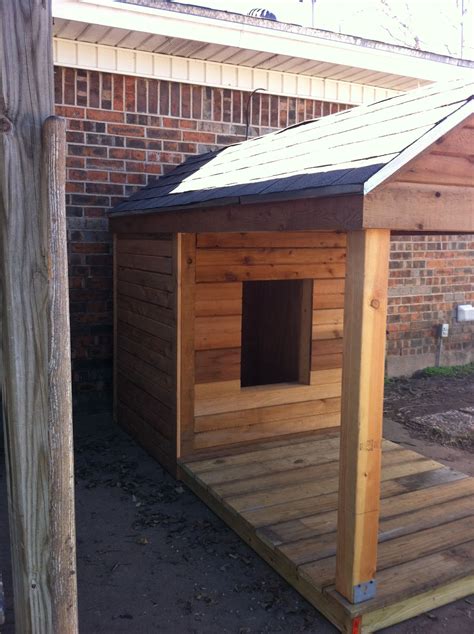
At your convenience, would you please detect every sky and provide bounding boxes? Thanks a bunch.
[174,0,474,60]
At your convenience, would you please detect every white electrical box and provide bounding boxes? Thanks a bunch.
[440,323,449,337]
[457,304,474,322]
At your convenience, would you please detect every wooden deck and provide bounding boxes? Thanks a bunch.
[179,431,474,633]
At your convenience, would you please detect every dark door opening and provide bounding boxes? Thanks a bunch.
[241,279,313,387]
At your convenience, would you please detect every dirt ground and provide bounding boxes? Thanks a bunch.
[1,373,473,633]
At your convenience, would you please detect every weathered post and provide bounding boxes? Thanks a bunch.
[0,1,78,632]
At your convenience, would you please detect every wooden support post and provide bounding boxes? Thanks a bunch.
[335,229,390,604]
[0,1,78,631]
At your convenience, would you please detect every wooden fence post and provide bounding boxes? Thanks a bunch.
[0,1,78,631]
[335,229,390,604]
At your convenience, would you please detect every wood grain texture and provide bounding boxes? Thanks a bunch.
[196,262,346,282]
[114,233,178,471]
[176,233,196,457]
[364,183,474,232]
[110,194,364,234]
[335,229,391,602]
[1,12,79,625]
[181,432,474,633]
[191,231,347,450]
[195,377,342,417]
[197,232,347,248]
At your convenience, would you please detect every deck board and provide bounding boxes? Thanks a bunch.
[180,432,474,633]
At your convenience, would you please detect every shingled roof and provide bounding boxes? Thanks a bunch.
[111,79,474,217]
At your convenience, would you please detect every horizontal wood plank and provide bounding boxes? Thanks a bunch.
[197,232,347,249]
[116,237,172,257]
[116,373,175,440]
[117,349,175,409]
[194,412,340,449]
[364,183,474,232]
[117,295,175,326]
[196,247,346,268]
[117,402,175,475]
[195,347,241,384]
[117,266,174,292]
[312,353,343,371]
[117,320,173,359]
[195,315,241,351]
[118,334,175,376]
[301,514,474,591]
[117,252,173,275]
[396,152,474,188]
[110,194,364,234]
[195,379,342,417]
[117,280,173,309]
[196,263,346,283]
[195,282,242,317]
[195,398,341,433]
[260,478,474,546]
[117,308,174,342]
[227,458,441,513]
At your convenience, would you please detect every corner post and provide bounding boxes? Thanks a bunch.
[335,229,391,603]
[0,1,78,630]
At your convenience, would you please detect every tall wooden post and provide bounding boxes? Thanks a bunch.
[0,1,78,632]
[335,229,390,604]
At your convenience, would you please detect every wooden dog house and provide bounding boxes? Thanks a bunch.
[110,80,474,633]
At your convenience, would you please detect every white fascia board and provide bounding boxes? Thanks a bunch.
[364,99,474,194]
[53,0,474,84]
[53,38,400,104]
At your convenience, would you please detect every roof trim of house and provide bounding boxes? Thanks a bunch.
[53,38,397,105]
[52,0,474,94]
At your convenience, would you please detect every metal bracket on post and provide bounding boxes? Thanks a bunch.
[352,579,377,603]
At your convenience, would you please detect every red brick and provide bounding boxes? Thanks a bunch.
[160,81,170,115]
[125,76,136,111]
[148,80,158,114]
[86,109,124,122]
[113,74,124,111]
[182,130,215,143]
[55,105,85,119]
[107,123,145,137]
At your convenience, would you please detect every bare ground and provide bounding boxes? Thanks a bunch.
[1,373,473,633]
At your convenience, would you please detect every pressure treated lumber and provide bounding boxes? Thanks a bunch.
[335,229,391,603]
[0,2,78,627]
[181,433,474,633]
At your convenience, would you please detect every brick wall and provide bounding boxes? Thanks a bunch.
[55,66,352,411]
[53,66,474,411]
[387,235,474,376]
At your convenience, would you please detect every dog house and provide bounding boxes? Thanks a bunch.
[109,80,474,633]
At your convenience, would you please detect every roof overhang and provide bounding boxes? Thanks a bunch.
[52,0,474,97]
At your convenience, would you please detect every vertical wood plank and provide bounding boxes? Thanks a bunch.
[176,233,196,458]
[335,229,390,603]
[298,279,313,384]
[0,2,79,624]
[42,116,79,633]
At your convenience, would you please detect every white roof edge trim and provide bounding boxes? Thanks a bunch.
[53,0,474,83]
[363,98,474,195]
